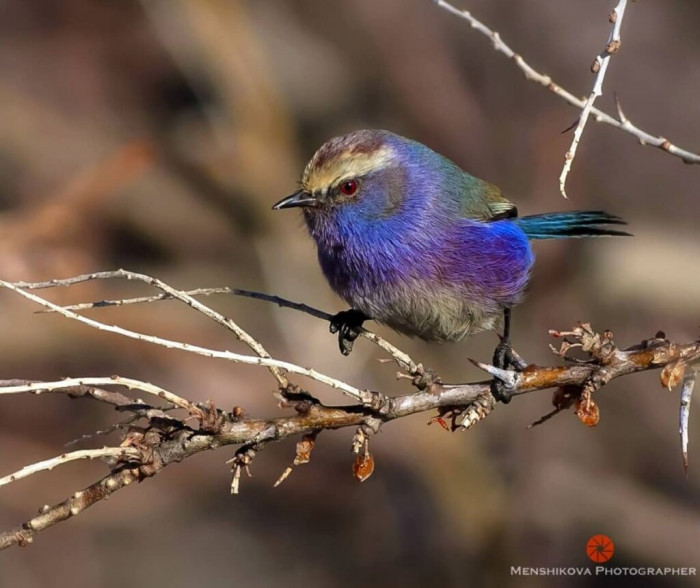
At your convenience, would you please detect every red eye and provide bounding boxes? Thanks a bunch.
[339,179,358,196]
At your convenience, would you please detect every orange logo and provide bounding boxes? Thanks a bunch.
[586,534,614,563]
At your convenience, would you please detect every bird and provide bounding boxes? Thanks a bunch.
[273,129,629,402]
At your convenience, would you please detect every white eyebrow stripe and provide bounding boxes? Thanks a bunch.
[303,146,396,192]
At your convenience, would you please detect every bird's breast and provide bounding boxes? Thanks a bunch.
[308,212,532,342]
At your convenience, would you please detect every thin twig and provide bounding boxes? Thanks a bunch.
[231,290,420,374]
[559,0,628,198]
[0,466,143,549]
[15,270,288,388]
[64,416,141,448]
[0,279,370,403]
[526,405,566,429]
[432,0,700,165]
[34,287,234,313]
[0,376,199,416]
[31,278,420,376]
[0,378,174,424]
[0,448,141,488]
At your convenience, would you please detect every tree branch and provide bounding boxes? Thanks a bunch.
[0,273,697,550]
[559,0,628,198]
[0,448,142,488]
[432,0,700,166]
[0,277,370,403]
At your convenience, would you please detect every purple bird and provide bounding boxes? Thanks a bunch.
[273,130,628,401]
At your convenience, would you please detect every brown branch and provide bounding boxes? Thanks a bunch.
[1,325,697,550]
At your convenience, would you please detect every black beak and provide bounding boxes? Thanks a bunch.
[272,190,318,210]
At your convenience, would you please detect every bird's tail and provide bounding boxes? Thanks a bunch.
[515,210,630,240]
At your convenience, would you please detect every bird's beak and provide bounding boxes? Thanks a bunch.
[272,190,318,210]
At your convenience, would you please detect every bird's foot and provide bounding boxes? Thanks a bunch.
[329,309,368,356]
[489,337,524,404]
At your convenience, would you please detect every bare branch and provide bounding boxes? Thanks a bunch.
[559,0,628,198]
[0,327,696,549]
[35,283,420,375]
[0,376,199,416]
[34,287,235,313]
[0,379,178,431]
[0,448,141,488]
[0,467,142,549]
[15,270,289,388]
[1,271,697,550]
[0,278,370,403]
[432,0,700,165]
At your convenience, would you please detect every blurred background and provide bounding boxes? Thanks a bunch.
[0,0,698,585]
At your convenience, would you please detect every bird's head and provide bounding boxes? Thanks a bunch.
[273,130,407,219]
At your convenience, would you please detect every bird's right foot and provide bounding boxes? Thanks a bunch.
[329,309,368,356]
[490,336,524,404]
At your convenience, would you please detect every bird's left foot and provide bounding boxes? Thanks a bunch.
[490,337,526,404]
[329,309,368,356]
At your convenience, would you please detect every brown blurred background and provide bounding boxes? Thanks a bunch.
[0,0,698,586]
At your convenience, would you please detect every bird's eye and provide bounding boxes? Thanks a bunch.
[339,179,358,196]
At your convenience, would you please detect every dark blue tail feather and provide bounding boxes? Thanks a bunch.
[515,211,630,240]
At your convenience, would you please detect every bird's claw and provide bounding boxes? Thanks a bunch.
[490,337,522,403]
[330,309,368,356]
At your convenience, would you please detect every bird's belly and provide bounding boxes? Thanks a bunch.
[316,221,529,342]
[320,254,512,342]
[355,284,501,342]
